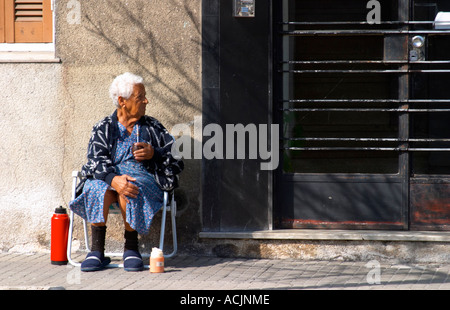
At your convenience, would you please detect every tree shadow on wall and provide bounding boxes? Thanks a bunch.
[76,0,202,254]
[81,0,201,119]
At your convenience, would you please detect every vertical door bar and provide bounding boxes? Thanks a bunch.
[398,0,410,229]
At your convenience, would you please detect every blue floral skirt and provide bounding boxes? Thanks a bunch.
[69,161,163,235]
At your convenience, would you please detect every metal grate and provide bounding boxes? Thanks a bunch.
[279,18,450,156]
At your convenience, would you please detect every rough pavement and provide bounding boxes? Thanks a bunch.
[0,252,449,291]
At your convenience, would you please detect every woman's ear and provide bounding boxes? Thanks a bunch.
[118,96,125,108]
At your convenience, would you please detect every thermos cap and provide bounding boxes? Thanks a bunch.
[54,206,67,214]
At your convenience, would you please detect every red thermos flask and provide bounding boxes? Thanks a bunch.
[51,206,70,265]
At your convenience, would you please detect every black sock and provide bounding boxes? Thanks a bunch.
[124,230,139,252]
[91,225,107,255]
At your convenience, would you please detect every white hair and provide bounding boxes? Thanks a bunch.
[109,72,144,107]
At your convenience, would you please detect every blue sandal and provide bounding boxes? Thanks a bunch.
[81,251,111,272]
[123,250,144,272]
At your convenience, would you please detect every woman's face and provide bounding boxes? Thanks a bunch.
[121,83,148,119]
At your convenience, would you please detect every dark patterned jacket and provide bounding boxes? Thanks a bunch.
[75,110,183,196]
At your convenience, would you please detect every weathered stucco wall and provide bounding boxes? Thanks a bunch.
[0,0,202,254]
[0,64,64,252]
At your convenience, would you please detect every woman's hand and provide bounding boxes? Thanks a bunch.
[132,142,154,162]
[111,175,139,203]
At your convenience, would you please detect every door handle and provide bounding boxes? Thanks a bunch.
[410,36,426,62]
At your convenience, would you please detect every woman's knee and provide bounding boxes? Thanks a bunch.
[104,189,118,206]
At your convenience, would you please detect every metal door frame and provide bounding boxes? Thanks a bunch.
[273,0,450,231]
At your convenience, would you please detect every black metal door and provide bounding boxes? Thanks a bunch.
[275,0,450,230]
[409,0,450,230]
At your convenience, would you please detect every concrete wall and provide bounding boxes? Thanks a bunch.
[0,64,64,252]
[0,0,202,254]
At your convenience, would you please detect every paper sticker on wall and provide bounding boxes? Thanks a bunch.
[233,0,255,18]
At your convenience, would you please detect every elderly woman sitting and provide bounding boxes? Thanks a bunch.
[69,72,183,272]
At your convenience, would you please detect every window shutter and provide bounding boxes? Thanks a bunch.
[4,0,52,43]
